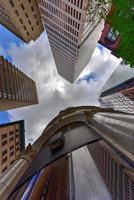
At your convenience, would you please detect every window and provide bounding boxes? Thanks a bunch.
[10,151,14,157]
[2,133,7,140]
[34,14,37,19]
[10,0,14,7]
[2,157,7,164]
[107,28,120,42]
[16,147,20,152]
[15,10,19,17]
[21,4,25,10]
[9,131,14,136]
[2,149,7,156]
[27,32,29,36]
[2,166,7,173]
[16,141,19,146]
[28,20,31,25]
[2,140,7,146]
[16,129,19,133]
[19,18,23,24]
[31,6,34,12]
[9,137,14,142]
[36,21,39,25]
[10,145,14,151]
[28,0,31,3]
[10,160,14,166]
[80,0,83,9]
[23,25,27,30]
[25,12,28,18]
[79,13,81,20]
[31,26,34,31]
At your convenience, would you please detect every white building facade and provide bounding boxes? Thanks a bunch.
[38,0,109,83]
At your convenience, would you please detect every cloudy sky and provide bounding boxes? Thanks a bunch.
[0,27,124,144]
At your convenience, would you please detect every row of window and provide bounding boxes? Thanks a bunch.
[44,8,80,36]
[9,0,39,37]
[52,48,75,67]
[0,59,37,103]
[65,4,82,20]
[44,19,78,44]
[47,24,78,48]
[10,0,31,8]
[1,147,20,163]
[49,37,78,57]
[50,37,79,58]
[0,131,19,141]
[1,130,19,138]
[101,96,134,111]
[44,15,79,42]
[68,0,83,9]
[40,0,83,19]
[1,139,19,147]
[51,44,77,64]
[1,159,15,173]
[48,30,78,53]
[41,1,81,30]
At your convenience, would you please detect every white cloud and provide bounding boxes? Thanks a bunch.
[0,46,7,57]
[6,32,121,144]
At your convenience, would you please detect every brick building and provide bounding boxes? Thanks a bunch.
[0,0,44,43]
[0,56,38,111]
[99,23,121,52]
[0,120,25,175]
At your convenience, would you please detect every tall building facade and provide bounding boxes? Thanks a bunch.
[0,120,25,175]
[88,140,134,200]
[37,0,109,83]
[99,77,134,114]
[0,56,38,111]
[0,0,44,43]
[0,106,133,200]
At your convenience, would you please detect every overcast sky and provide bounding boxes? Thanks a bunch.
[1,32,122,144]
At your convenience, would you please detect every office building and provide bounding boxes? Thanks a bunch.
[0,0,44,43]
[99,77,134,114]
[0,56,38,111]
[0,106,133,200]
[0,120,25,175]
[88,140,134,200]
[37,0,109,83]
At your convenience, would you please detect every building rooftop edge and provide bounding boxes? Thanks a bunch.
[0,120,24,128]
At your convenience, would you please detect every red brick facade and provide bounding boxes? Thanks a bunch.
[99,23,121,51]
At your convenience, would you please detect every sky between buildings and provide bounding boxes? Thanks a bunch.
[0,24,129,145]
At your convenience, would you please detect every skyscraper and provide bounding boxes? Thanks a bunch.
[0,56,38,111]
[99,77,134,114]
[0,0,44,43]
[37,0,109,83]
[0,120,25,175]
[0,106,133,200]
[88,140,134,200]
